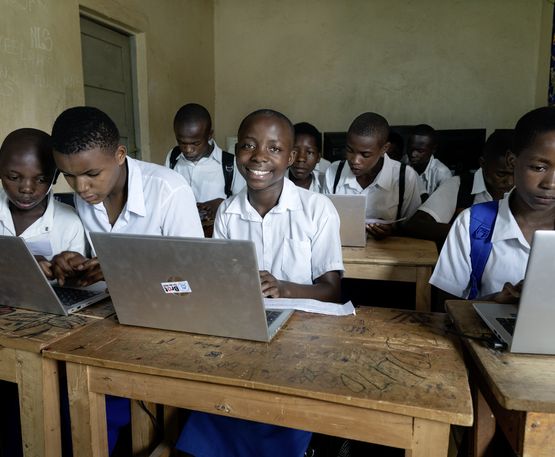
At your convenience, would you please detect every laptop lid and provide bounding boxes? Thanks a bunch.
[90,233,291,342]
[473,231,555,354]
[0,235,108,315]
[327,195,367,247]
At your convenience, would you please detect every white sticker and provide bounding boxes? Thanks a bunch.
[161,281,192,294]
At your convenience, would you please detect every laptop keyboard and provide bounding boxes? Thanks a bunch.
[266,310,282,327]
[496,317,516,336]
[53,286,98,308]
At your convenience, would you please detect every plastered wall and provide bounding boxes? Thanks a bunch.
[213,0,553,145]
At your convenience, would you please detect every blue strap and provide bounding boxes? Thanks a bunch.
[468,200,499,299]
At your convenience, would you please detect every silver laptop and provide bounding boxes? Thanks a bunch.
[0,235,109,315]
[89,233,294,342]
[327,194,367,247]
[473,230,555,354]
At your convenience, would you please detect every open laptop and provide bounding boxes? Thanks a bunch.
[473,230,555,354]
[0,235,109,315]
[327,194,367,247]
[89,233,294,342]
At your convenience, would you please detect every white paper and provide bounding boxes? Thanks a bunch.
[365,217,406,225]
[264,298,356,316]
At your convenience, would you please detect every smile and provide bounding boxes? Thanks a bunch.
[247,168,270,176]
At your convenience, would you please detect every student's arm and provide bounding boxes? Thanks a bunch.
[481,280,523,304]
[161,183,204,237]
[259,270,341,302]
[197,198,224,221]
[402,210,451,247]
[400,167,423,220]
[366,223,394,240]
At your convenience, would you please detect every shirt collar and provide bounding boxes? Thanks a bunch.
[0,189,55,234]
[123,157,146,217]
[471,168,488,195]
[491,190,529,248]
[342,154,395,192]
[177,140,223,165]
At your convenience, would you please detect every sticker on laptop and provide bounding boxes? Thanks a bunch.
[161,281,192,294]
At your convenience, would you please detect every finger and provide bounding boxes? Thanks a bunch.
[77,258,100,271]
[40,261,53,279]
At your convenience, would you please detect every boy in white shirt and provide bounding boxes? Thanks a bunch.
[404,130,514,246]
[430,107,555,303]
[0,128,85,277]
[407,124,452,199]
[164,103,245,223]
[289,122,324,193]
[324,112,421,239]
[176,109,343,457]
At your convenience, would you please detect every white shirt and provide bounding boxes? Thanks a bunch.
[76,157,203,252]
[323,154,422,221]
[213,178,344,284]
[0,190,85,259]
[419,155,452,195]
[314,158,331,175]
[430,192,529,298]
[164,140,245,202]
[419,169,493,223]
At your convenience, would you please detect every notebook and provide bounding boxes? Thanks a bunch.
[473,230,555,354]
[89,232,294,342]
[0,235,109,315]
[326,194,367,247]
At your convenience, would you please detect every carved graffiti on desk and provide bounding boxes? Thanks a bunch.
[0,306,88,338]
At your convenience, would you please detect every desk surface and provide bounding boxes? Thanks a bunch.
[45,307,472,426]
[447,301,555,413]
[0,299,114,353]
[342,236,438,267]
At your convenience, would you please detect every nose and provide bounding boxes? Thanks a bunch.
[74,176,89,194]
[541,169,555,189]
[296,150,307,163]
[19,178,35,194]
[250,146,268,163]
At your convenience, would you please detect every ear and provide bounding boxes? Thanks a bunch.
[208,129,214,141]
[287,148,297,167]
[506,149,516,171]
[115,145,127,165]
[380,141,391,157]
[478,156,486,169]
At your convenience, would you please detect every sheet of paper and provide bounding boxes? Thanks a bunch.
[365,217,406,225]
[264,298,356,316]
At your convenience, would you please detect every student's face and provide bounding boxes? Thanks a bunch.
[174,120,212,163]
[345,133,388,177]
[508,131,555,211]
[0,146,54,211]
[235,115,295,193]
[408,135,435,172]
[290,134,320,181]
[54,146,126,205]
[480,155,514,199]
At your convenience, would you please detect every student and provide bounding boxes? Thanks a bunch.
[49,106,203,287]
[176,109,343,457]
[407,124,452,198]
[0,128,85,276]
[387,130,405,162]
[165,103,245,222]
[289,121,324,192]
[404,130,514,246]
[323,112,421,239]
[430,107,555,303]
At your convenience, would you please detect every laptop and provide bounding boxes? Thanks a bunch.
[89,232,294,342]
[327,194,367,247]
[0,235,109,315]
[473,230,555,354]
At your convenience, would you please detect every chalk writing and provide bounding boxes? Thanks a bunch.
[3,0,46,12]
[0,65,18,97]
[30,26,52,51]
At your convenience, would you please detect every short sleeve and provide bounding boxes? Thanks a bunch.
[160,183,204,237]
[419,176,460,223]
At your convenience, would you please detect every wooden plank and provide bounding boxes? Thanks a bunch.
[471,385,496,457]
[16,351,61,457]
[162,405,180,445]
[414,267,432,312]
[343,263,415,282]
[522,411,555,457]
[0,346,17,382]
[66,362,108,457]
[131,400,157,456]
[406,417,450,457]
[88,365,415,449]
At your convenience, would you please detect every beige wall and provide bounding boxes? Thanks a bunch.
[0,0,214,174]
[213,0,553,145]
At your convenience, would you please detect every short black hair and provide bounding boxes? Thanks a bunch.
[513,106,555,155]
[51,106,119,155]
[0,128,55,173]
[388,131,404,152]
[411,124,437,144]
[483,130,514,161]
[238,109,294,139]
[294,122,322,151]
[173,103,212,131]
[347,112,389,144]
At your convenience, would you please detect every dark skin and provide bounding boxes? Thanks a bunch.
[51,145,128,286]
[0,141,56,276]
[236,114,341,302]
[408,134,435,175]
[289,133,321,189]
[174,120,222,220]
[345,132,394,239]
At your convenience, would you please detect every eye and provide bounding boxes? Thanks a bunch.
[7,174,19,181]
[239,142,255,150]
[37,176,49,184]
[530,164,547,172]
[269,146,281,153]
[193,142,201,147]
[87,172,100,177]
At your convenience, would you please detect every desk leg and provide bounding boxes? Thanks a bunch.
[406,418,449,457]
[131,400,157,456]
[521,412,555,457]
[415,267,432,312]
[471,385,496,457]
[16,351,61,457]
[66,362,108,457]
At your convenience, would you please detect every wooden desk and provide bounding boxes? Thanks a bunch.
[342,237,438,311]
[44,307,472,457]
[0,300,114,457]
[446,301,555,457]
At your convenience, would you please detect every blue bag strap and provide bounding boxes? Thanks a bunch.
[468,200,499,299]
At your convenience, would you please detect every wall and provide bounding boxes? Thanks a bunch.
[0,0,214,175]
[213,0,553,145]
